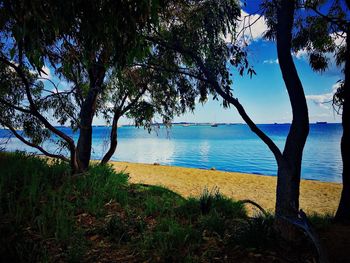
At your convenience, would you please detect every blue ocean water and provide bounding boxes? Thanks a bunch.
[1,123,342,183]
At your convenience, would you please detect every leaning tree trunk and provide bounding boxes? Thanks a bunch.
[275,0,309,226]
[335,24,350,223]
[76,66,106,172]
[101,111,120,164]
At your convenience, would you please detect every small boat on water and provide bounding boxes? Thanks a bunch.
[316,121,327,124]
[211,123,218,127]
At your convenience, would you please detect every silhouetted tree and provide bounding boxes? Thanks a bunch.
[143,0,312,238]
[0,0,192,173]
[291,0,350,223]
[273,0,310,234]
[100,64,197,164]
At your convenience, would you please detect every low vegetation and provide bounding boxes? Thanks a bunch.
[0,152,343,262]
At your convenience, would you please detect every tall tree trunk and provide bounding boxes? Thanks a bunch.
[101,112,120,164]
[335,25,350,223]
[76,66,105,172]
[275,0,309,220]
[76,92,97,171]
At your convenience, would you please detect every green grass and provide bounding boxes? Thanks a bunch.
[0,151,331,262]
[0,151,128,262]
[308,212,334,229]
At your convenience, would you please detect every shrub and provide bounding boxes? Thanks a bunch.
[233,214,275,249]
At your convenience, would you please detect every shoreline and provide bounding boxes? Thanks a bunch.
[109,160,342,215]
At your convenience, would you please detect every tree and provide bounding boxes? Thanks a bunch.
[0,0,182,173]
[268,0,310,227]
[100,63,197,164]
[0,1,314,235]
[291,0,350,223]
[141,0,312,238]
[336,1,350,222]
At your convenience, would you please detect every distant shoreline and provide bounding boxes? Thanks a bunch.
[0,122,342,130]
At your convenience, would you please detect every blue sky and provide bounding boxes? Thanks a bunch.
[167,2,344,125]
[169,39,343,124]
[42,1,344,125]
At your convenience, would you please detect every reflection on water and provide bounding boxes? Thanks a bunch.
[199,140,210,163]
[93,138,176,164]
[1,124,343,183]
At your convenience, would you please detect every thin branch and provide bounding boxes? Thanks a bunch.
[146,37,284,163]
[117,93,129,112]
[120,85,148,115]
[133,62,207,82]
[0,98,31,114]
[236,13,264,42]
[304,4,348,32]
[0,56,76,151]
[1,120,69,162]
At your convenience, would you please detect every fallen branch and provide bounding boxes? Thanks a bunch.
[239,199,268,216]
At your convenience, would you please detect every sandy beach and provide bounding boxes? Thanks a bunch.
[111,161,342,215]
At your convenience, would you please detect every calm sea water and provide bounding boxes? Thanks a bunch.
[1,123,342,183]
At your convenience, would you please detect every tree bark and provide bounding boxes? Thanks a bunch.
[101,111,120,164]
[275,0,309,222]
[335,24,350,223]
[76,65,105,171]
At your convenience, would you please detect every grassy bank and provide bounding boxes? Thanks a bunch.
[0,152,346,262]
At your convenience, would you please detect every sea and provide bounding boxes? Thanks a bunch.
[0,123,343,183]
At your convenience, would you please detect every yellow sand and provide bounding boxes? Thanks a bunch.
[111,161,342,215]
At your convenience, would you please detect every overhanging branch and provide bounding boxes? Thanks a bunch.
[146,37,283,163]
[1,120,69,162]
[0,56,76,152]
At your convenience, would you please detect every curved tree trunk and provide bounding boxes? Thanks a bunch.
[275,0,309,231]
[101,112,120,164]
[335,25,350,223]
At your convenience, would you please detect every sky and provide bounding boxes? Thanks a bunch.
[169,1,344,125]
[42,0,344,126]
[170,39,343,124]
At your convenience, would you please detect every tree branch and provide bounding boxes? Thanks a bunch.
[0,98,31,114]
[1,120,69,162]
[146,37,283,163]
[304,4,348,32]
[0,56,76,151]
[120,84,148,115]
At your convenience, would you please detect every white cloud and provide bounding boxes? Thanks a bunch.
[263,58,279,64]
[39,66,51,79]
[293,48,308,59]
[224,10,268,45]
[305,82,341,109]
[331,32,346,47]
[237,10,268,45]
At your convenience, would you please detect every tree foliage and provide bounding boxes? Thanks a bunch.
[1,0,251,171]
[0,0,187,171]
